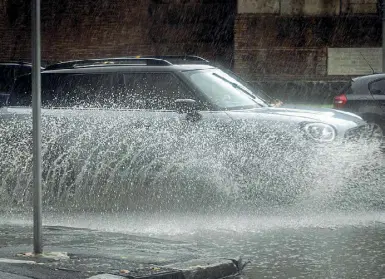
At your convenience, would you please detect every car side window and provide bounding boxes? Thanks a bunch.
[369,79,385,95]
[52,73,119,107]
[119,73,193,110]
[10,72,195,109]
[9,73,119,108]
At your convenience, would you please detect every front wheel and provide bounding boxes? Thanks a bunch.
[365,119,385,150]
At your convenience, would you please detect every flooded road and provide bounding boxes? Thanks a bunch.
[2,212,385,278]
[241,224,385,278]
[175,215,385,279]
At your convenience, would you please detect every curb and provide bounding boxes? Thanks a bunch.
[180,262,237,279]
[88,261,238,279]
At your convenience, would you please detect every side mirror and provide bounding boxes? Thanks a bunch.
[175,99,198,114]
[175,99,201,121]
[0,93,9,107]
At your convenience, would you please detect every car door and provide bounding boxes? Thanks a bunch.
[112,71,233,206]
[116,71,232,152]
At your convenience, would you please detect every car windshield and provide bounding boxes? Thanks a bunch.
[182,69,269,110]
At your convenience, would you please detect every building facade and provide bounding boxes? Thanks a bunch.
[0,0,236,66]
[235,0,382,103]
[0,0,382,103]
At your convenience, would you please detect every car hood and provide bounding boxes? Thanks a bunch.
[226,106,365,126]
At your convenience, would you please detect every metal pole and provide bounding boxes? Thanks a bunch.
[32,0,43,254]
[383,0,385,72]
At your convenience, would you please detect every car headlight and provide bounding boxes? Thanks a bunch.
[302,123,336,142]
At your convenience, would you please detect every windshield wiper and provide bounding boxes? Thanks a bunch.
[212,73,255,98]
[212,73,269,106]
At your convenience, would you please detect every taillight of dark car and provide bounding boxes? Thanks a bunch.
[333,94,347,109]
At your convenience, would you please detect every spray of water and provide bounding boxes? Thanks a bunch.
[0,109,383,215]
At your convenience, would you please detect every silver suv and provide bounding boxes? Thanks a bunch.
[0,56,374,209]
[5,56,366,144]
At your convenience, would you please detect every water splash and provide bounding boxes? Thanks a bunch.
[0,109,383,214]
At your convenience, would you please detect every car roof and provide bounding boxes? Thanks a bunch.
[42,64,215,74]
[352,73,385,82]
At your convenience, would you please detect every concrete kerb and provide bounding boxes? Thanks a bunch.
[177,261,238,279]
[162,258,238,279]
[1,254,238,279]
[0,225,240,279]
[88,260,238,279]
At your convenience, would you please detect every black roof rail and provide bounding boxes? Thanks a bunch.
[45,57,172,70]
[0,61,33,66]
[138,55,210,64]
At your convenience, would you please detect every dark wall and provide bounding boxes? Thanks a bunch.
[234,14,381,80]
[0,0,381,104]
[0,0,236,67]
[234,14,381,103]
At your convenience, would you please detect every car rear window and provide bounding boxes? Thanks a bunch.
[339,80,353,95]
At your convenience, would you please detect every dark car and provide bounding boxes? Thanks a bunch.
[333,73,385,147]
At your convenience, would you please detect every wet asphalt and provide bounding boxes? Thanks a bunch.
[1,212,385,279]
